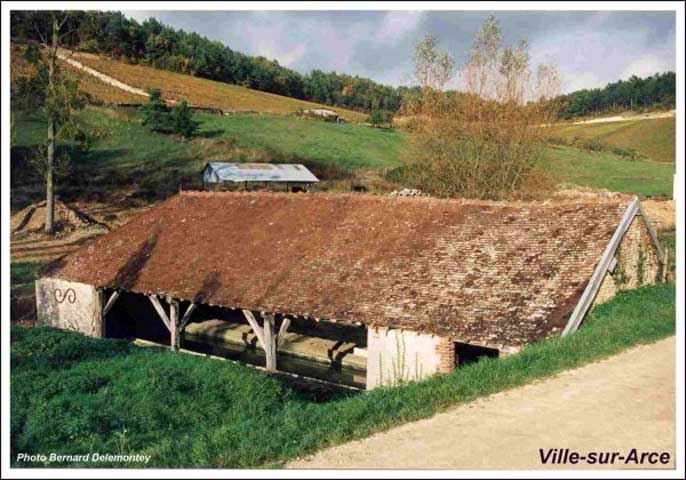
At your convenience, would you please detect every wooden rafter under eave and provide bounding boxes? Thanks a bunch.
[562,196,665,336]
[102,290,121,317]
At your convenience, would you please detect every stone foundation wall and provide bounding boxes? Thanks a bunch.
[35,277,102,337]
[366,327,454,389]
[594,214,663,306]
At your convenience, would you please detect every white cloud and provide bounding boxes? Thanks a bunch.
[621,54,673,79]
[374,11,423,44]
[528,22,674,92]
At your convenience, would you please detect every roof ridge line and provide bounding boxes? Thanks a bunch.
[176,189,629,207]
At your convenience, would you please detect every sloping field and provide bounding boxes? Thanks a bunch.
[11,105,672,201]
[197,113,404,169]
[543,145,673,197]
[11,44,145,104]
[548,117,675,163]
[70,52,367,121]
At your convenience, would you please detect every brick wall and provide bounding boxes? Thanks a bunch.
[435,337,455,373]
[594,214,663,306]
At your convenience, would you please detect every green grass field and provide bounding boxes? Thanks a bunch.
[548,117,675,163]
[10,283,675,468]
[196,113,404,169]
[543,145,674,197]
[11,106,674,207]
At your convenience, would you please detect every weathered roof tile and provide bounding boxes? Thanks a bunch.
[45,191,628,346]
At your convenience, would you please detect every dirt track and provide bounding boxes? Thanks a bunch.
[289,337,676,470]
[57,49,149,98]
[564,109,675,125]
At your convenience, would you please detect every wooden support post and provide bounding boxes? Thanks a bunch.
[277,317,291,346]
[242,310,282,372]
[102,291,121,317]
[94,289,104,338]
[149,295,171,332]
[263,314,276,372]
[179,303,197,332]
[242,309,266,347]
[167,296,180,352]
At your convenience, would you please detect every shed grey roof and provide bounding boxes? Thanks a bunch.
[202,162,319,184]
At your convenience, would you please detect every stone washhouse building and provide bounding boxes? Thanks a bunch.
[36,191,665,390]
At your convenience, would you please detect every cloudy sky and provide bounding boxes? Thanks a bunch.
[124,10,676,93]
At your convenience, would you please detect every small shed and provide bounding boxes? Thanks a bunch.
[201,162,319,191]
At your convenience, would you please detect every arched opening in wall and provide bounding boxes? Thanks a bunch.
[454,342,499,367]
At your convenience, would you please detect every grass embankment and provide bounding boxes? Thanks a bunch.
[11,283,675,468]
[548,117,675,164]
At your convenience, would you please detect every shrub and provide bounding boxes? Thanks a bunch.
[169,100,198,138]
[368,110,393,127]
[77,39,99,54]
[139,91,198,138]
[139,89,172,133]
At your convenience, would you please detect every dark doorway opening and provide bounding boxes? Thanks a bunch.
[454,342,499,367]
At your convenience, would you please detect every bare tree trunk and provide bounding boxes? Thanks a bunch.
[45,16,59,234]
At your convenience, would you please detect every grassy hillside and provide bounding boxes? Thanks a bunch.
[11,44,145,104]
[197,113,403,169]
[70,52,367,121]
[548,117,675,163]
[11,44,366,121]
[10,284,675,467]
[11,106,673,208]
[10,107,403,208]
[543,145,674,197]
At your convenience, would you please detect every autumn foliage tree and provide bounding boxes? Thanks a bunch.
[403,17,561,200]
[11,12,87,233]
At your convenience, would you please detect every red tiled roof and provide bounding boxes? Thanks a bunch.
[45,191,628,347]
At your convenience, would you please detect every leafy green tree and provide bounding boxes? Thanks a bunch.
[139,89,172,132]
[12,12,86,233]
[170,100,198,138]
[139,92,197,138]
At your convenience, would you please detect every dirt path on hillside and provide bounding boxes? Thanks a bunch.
[564,109,676,125]
[289,337,676,470]
[57,49,149,99]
